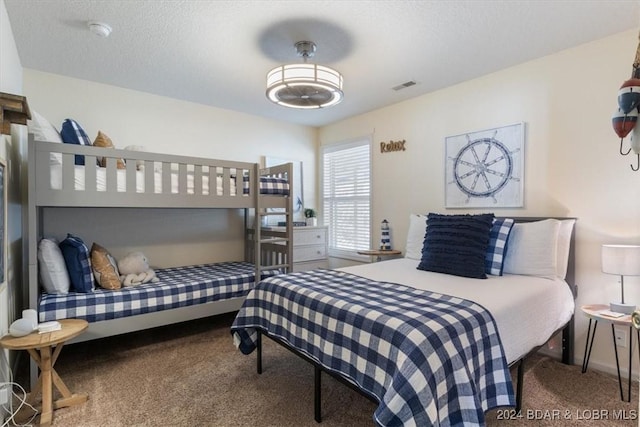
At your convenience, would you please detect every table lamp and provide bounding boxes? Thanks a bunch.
[602,244,640,314]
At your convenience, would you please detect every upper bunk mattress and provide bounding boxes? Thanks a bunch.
[39,261,281,323]
[49,164,290,196]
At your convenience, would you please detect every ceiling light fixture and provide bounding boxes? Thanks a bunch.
[87,21,112,38]
[266,41,343,109]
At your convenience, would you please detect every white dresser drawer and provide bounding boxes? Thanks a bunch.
[293,244,327,262]
[294,228,327,246]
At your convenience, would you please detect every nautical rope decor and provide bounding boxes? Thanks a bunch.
[612,31,640,171]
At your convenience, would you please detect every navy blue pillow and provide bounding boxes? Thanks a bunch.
[59,234,94,293]
[60,119,91,165]
[418,213,495,279]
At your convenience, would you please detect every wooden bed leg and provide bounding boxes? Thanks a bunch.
[515,358,524,413]
[257,330,262,375]
[314,365,322,423]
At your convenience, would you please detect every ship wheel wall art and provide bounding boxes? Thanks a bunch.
[445,122,524,208]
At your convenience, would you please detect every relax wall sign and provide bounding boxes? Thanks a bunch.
[380,139,406,153]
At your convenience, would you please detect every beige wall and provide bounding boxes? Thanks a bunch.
[10,7,640,378]
[22,70,317,267]
[320,30,640,376]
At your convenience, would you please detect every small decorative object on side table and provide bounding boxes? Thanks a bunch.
[357,249,402,262]
[580,304,640,402]
[0,318,89,426]
[380,219,391,250]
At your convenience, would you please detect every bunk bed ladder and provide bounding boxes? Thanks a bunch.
[252,163,294,284]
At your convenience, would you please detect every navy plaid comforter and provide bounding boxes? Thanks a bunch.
[39,262,280,323]
[231,269,514,427]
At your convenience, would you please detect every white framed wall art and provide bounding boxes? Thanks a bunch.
[445,122,524,208]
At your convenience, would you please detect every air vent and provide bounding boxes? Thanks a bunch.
[392,81,417,91]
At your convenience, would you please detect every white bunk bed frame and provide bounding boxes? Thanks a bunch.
[26,135,293,345]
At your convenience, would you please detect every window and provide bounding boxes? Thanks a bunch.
[322,137,371,258]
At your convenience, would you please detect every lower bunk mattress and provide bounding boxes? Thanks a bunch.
[39,261,281,323]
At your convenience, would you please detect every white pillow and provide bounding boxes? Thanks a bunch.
[503,219,561,278]
[27,111,63,165]
[37,238,70,294]
[405,214,427,260]
[124,145,147,171]
[556,219,575,280]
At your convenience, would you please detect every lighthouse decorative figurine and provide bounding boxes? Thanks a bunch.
[380,219,391,250]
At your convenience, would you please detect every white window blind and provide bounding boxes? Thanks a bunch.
[322,138,371,258]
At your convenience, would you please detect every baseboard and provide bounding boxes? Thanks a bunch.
[538,346,635,381]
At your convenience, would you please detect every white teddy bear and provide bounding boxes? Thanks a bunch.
[117,252,160,287]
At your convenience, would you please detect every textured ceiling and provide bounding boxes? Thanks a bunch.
[4,0,640,127]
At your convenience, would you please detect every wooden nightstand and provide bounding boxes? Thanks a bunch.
[357,249,402,262]
[0,319,89,426]
[580,304,639,402]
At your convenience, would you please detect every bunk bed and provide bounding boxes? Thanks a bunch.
[27,135,294,348]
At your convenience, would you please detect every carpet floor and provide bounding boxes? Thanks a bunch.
[8,312,639,426]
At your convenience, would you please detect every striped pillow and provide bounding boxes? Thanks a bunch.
[59,234,95,293]
[60,118,91,165]
[485,218,515,276]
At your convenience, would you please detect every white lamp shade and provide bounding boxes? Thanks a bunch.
[602,244,640,275]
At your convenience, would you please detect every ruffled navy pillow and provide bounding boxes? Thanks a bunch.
[418,213,495,279]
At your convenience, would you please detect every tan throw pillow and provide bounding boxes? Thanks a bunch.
[93,131,126,169]
[91,243,122,290]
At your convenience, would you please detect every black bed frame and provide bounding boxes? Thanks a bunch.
[253,217,578,422]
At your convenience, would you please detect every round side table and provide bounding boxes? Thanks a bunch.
[580,304,639,402]
[357,249,402,262]
[0,318,89,426]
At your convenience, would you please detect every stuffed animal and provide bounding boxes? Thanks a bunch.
[117,252,159,287]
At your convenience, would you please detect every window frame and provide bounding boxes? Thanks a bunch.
[321,136,372,261]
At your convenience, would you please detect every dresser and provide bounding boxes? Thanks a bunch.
[249,225,328,272]
[290,226,328,271]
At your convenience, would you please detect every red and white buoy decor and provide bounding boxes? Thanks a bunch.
[613,33,640,171]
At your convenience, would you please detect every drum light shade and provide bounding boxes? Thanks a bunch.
[266,41,343,109]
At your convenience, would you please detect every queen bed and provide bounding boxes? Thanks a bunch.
[231,215,576,426]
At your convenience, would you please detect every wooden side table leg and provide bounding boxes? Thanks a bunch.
[25,348,43,407]
[39,346,53,427]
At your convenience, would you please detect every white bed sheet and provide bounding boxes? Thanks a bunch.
[50,164,236,195]
[337,258,575,364]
